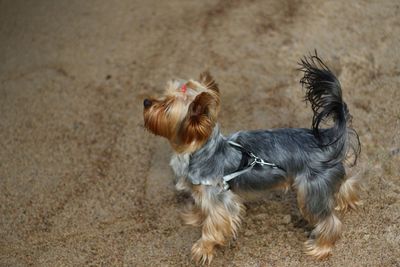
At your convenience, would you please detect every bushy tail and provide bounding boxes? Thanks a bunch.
[299,52,360,166]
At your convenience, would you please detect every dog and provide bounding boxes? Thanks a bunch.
[143,54,361,264]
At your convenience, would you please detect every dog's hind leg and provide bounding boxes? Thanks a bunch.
[190,185,244,265]
[303,211,343,259]
[335,174,362,212]
[294,166,344,259]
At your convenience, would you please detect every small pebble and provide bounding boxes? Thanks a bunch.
[389,147,400,156]
[244,230,256,237]
[282,214,291,224]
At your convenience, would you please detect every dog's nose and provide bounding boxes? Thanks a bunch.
[143,99,152,108]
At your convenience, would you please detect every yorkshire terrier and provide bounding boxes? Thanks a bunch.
[143,54,361,264]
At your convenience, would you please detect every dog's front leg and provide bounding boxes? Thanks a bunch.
[190,185,244,265]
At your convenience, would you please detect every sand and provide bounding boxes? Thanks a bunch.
[0,0,399,266]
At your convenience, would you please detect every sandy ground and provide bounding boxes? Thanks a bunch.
[0,0,399,266]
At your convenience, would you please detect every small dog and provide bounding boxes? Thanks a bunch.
[143,54,361,264]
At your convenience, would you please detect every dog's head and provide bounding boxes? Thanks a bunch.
[143,72,220,153]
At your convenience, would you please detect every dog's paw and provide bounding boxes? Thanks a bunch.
[191,239,215,265]
[335,199,363,213]
[304,239,332,260]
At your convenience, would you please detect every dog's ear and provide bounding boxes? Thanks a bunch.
[180,92,219,146]
[188,91,219,120]
[200,71,219,93]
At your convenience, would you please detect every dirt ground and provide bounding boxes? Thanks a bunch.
[0,0,399,266]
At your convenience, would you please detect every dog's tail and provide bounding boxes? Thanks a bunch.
[299,52,361,166]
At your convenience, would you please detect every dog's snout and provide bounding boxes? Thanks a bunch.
[143,99,152,108]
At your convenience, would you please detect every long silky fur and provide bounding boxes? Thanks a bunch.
[143,53,363,263]
[299,52,361,166]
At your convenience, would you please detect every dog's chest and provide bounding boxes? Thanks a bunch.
[169,153,189,177]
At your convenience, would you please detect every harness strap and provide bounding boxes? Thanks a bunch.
[222,141,284,190]
[223,161,255,182]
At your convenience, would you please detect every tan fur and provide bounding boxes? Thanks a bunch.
[144,73,358,264]
[181,204,204,227]
[190,185,244,265]
[335,175,363,212]
[143,97,181,139]
[175,177,192,193]
[295,181,313,222]
[305,213,342,259]
[294,178,345,260]
[200,71,220,93]
[191,239,215,265]
[273,179,292,192]
[179,92,216,147]
[144,77,220,155]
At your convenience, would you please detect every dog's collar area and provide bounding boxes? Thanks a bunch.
[221,141,284,191]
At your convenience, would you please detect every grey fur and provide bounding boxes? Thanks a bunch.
[180,125,346,219]
[171,56,360,222]
[170,153,189,178]
[146,55,361,261]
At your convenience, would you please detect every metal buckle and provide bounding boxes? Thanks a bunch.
[223,180,230,191]
[249,153,278,168]
[249,153,262,165]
